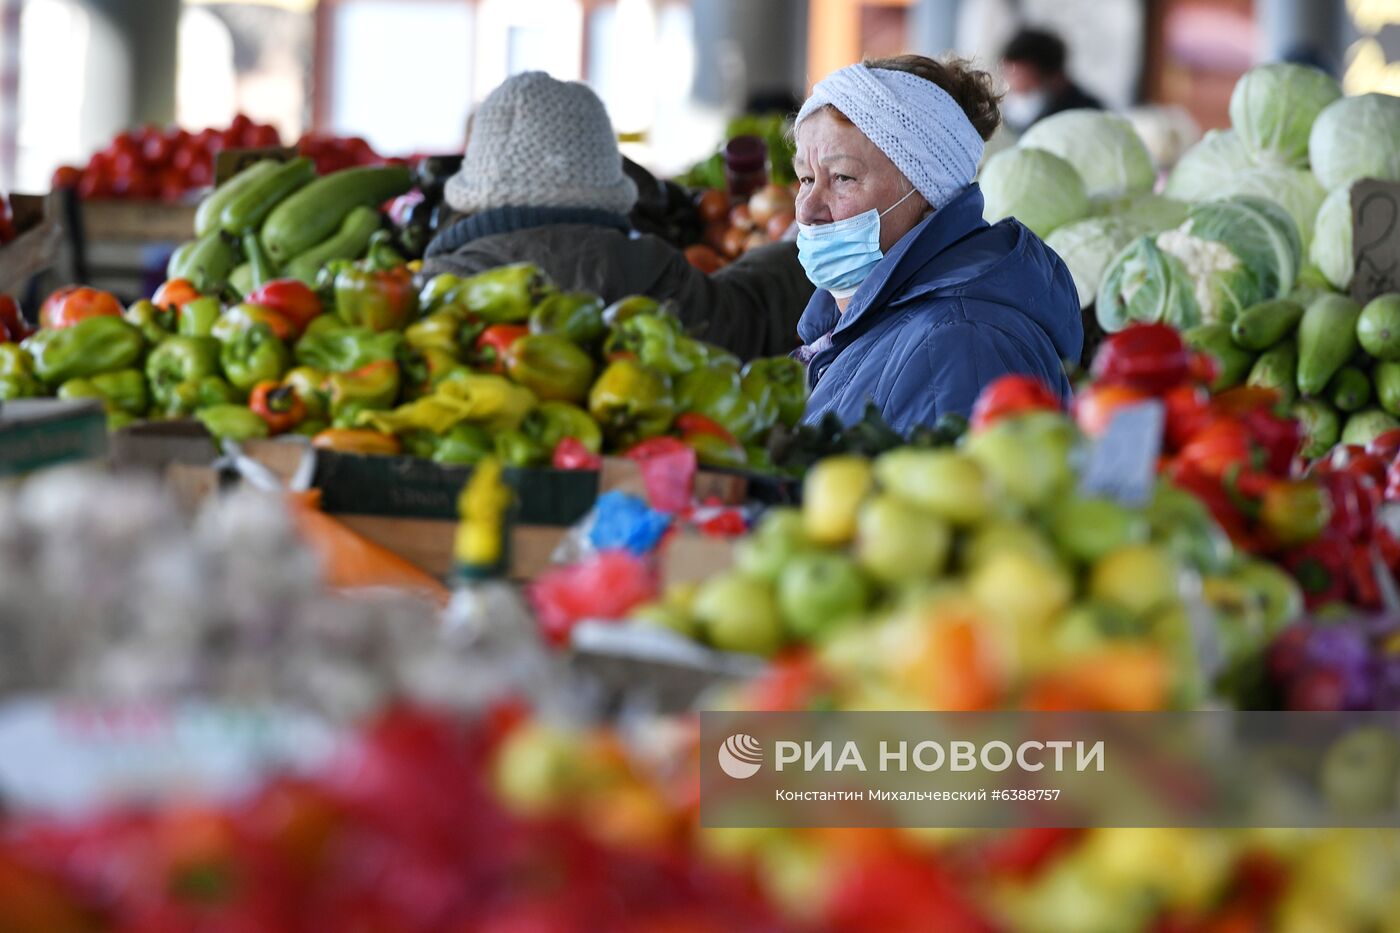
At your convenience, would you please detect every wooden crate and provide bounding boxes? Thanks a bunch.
[0,194,62,295]
[80,200,199,242]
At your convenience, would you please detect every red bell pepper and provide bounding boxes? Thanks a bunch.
[1090,322,1192,394]
[1315,470,1379,540]
[1367,429,1400,461]
[38,286,123,329]
[1281,531,1352,609]
[472,324,529,375]
[1165,461,1254,546]
[969,374,1059,431]
[248,380,307,435]
[0,295,32,343]
[1176,418,1255,478]
[674,412,740,446]
[1162,382,1212,452]
[1240,406,1302,476]
[246,279,322,335]
[1348,546,1383,609]
[1187,349,1219,388]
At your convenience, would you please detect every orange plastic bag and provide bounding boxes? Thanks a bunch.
[287,489,450,607]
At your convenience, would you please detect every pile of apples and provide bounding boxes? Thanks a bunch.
[685,183,797,273]
[632,385,1300,711]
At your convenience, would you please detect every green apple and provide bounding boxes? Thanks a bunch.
[802,456,873,545]
[855,493,952,584]
[961,519,1058,573]
[1231,559,1304,635]
[692,571,786,656]
[735,508,812,582]
[777,552,872,640]
[1051,600,1141,659]
[630,600,698,639]
[963,411,1077,509]
[1320,727,1400,817]
[873,449,991,525]
[969,548,1073,631]
[492,723,585,816]
[1089,544,1181,618]
[1046,495,1149,564]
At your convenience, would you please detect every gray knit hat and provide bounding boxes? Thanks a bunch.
[445,71,638,216]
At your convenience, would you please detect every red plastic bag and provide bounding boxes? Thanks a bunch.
[625,437,696,514]
[526,549,658,645]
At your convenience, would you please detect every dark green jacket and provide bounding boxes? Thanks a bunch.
[422,206,812,361]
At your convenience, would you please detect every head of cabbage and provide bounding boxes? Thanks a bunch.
[1309,92,1400,191]
[1164,130,1255,203]
[979,146,1089,237]
[1045,197,1187,310]
[1097,195,1302,332]
[1229,62,1341,167]
[1018,109,1157,202]
[1311,182,1355,291]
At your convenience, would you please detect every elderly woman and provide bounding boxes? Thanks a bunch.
[793,55,1082,433]
[423,71,813,361]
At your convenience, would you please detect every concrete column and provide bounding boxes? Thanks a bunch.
[691,0,807,112]
[1256,0,1348,72]
[908,0,962,57]
[87,0,181,125]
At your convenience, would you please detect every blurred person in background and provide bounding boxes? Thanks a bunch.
[1000,27,1103,132]
[792,55,1081,433]
[422,71,812,361]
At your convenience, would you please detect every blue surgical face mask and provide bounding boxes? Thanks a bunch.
[796,187,919,299]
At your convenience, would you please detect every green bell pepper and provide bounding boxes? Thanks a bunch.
[452,262,555,323]
[522,401,603,455]
[601,295,662,328]
[123,299,176,345]
[432,422,494,465]
[23,316,145,386]
[587,359,675,448]
[177,296,222,338]
[742,357,809,427]
[164,375,240,416]
[0,373,44,400]
[197,404,270,442]
[146,336,222,414]
[675,367,760,443]
[282,366,329,420]
[57,368,148,417]
[684,432,748,469]
[603,313,691,376]
[333,232,418,332]
[294,322,404,373]
[292,417,329,438]
[529,291,605,345]
[211,303,294,344]
[494,429,549,468]
[397,429,441,460]
[220,324,290,392]
[403,305,485,358]
[676,336,740,373]
[418,274,464,315]
[504,333,595,404]
[398,344,466,399]
[327,359,401,425]
[0,343,34,377]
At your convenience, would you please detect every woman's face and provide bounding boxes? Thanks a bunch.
[793,107,930,254]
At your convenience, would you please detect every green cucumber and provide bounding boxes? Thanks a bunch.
[1341,407,1400,447]
[1375,361,1400,416]
[220,157,316,235]
[243,232,274,292]
[168,230,240,295]
[281,206,382,285]
[260,165,413,264]
[193,160,281,237]
[1296,293,1362,397]
[1183,323,1254,390]
[1246,340,1298,404]
[1327,365,1372,413]
[1230,298,1305,352]
[228,262,254,298]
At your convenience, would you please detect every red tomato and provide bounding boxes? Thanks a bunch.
[1073,383,1150,436]
[969,374,1060,431]
[252,124,281,148]
[111,150,138,179]
[185,160,213,188]
[49,165,82,189]
[142,133,172,164]
[39,287,123,329]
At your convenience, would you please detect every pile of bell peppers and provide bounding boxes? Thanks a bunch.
[1084,323,1400,610]
[4,259,810,471]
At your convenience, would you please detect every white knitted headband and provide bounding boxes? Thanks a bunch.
[796,64,984,209]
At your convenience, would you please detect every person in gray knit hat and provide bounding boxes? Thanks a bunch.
[422,71,812,362]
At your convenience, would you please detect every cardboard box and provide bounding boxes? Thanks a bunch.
[0,398,108,476]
